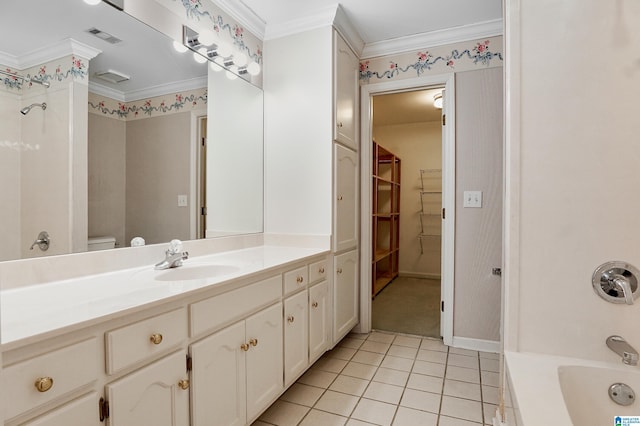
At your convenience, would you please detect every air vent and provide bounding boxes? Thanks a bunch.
[94,69,130,84]
[86,27,122,44]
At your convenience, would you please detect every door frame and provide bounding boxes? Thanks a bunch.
[357,74,456,346]
[190,109,208,240]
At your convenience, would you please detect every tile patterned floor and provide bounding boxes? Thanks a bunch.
[254,332,500,426]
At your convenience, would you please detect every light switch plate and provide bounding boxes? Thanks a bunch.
[463,191,482,208]
[178,195,188,207]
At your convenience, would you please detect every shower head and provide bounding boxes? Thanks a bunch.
[20,102,47,115]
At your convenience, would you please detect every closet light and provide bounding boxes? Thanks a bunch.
[173,40,188,53]
[246,61,261,76]
[433,93,443,109]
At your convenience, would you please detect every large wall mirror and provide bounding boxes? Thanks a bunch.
[0,0,264,262]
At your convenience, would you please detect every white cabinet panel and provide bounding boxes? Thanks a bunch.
[334,144,359,253]
[284,290,309,386]
[309,280,330,362]
[334,32,359,150]
[333,249,359,343]
[25,392,100,426]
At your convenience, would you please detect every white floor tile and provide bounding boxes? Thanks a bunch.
[438,416,482,426]
[412,360,446,377]
[346,420,377,426]
[313,357,349,374]
[445,365,480,384]
[440,396,483,423]
[313,390,359,417]
[280,383,325,407]
[443,379,481,401]
[399,388,441,413]
[368,332,397,344]
[326,347,357,361]
[380,355,414,372]
[392,335,422,349]
[299,409,347,426]
[387,345,419,359]
[362,381,404,405]
[258,400,310,426]
[449,347,479,357]
[298,369,338,389]
[416,349,448,364]
[342,361,378,380]
[351,398,397,426]
[348,333,368,341]
[483,402,499,424]
[420,338,447,352]
[406,373,443,394]
[372,367,410,387]
[479,351,499,360]
[479,357,500,373]
[482,385,499,405]
[329,375,370,396]
[392,406,438,426]
[340,337,366,350]
[360,340,392,354]
[481,370,500,387]
[352,350,385,366]
[447,353,478,369]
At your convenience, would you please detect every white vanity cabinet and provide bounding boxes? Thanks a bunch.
[309,279,330,362]
[190,302,283,426]
[283,290,309,386]
[334,249,359,342]
[23,392,101,426]
[334,31,359,151]
[334,143,359,253]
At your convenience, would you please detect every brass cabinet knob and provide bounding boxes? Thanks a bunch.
[296,276,304,284]
[240,343,250,351]
[150,333,163,345]
[338,122,344,128]
[287,315,295,323]
[337,268,343,274]
[178,379,190,390]
[319,267,325,274]
[312,302,319,308]
[337,195,343,201]
[249,338,258,347]
[35,377,54,393]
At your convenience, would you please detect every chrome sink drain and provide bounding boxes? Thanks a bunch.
[609,383,636,406]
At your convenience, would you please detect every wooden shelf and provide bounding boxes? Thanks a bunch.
[372,141,400,298]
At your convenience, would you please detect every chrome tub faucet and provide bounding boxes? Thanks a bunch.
[155,239,189,270]
[607,335,639,366]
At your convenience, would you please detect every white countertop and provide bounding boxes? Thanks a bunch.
[1,245,327,347]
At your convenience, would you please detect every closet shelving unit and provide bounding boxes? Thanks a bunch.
[372,141,401,297]
[418,169,442,254]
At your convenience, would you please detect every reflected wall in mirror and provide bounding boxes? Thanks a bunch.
[0,0,264,262]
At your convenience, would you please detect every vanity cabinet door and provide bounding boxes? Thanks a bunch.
[334,31,359,150]
[106,350,189,426]
[309,280,330,362]
[24,392,100,426]
[333,249,359,343]
[190,321,246,426]
[245,303,284,421]
[334,143,359,253]
[284,290,309,386]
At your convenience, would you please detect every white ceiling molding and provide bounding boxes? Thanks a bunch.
[262,4,338,40]
[361,19,503,59]
[0,52,19,69]
[19,39,101,70]
[90,76,208,103]
[213,0,266,40]
[333,5,364,57]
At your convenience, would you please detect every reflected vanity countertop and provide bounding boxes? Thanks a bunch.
[1,245,328,349]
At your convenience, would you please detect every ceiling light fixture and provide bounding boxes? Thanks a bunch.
[84,0,102,5]
[433,93,443,109]
[173,40,188,53]
[198,29,216,46]
[193,48,208,64]
[246,62,261,76]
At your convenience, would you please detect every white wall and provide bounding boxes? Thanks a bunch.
[505,0,640,360]
[0,91,21,261]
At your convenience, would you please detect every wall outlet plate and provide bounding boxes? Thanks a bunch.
[178,195,188,207]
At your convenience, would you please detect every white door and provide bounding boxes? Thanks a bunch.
[333,32,359,150]
[190,322,246,426]
[309,280,330,362]
[245,303,283,421]
[106,351,189,426]
[284,291,309,386]
[334,144,359,253]
[333,249,359,343]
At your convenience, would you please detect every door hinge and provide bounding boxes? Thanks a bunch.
[442,114,446,126]
[201,206,207,216]
[492,267,502,277]
[99,397,109,422]
[442,208,445,219]
[201,137,206,147]
[441,301,444,312]
[186,354,193,372]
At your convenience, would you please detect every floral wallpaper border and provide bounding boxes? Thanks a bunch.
[88,87,208,121]
[1,56,88,92]
[360,37,503,84]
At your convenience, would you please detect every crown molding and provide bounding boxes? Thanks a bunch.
[333,4,364,56]
[263,4,338,41]
[361,19,503,59]
[89,76,208,103]
[0,39,101,70]
[0,52,19,69]
[212,0,266,40]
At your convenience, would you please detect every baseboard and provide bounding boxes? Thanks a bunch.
[451,336,500,353]
[398,271,441,280]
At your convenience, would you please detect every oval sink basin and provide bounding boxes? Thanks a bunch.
[154,264,241,281]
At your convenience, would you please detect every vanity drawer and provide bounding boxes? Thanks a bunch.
[309,259,328,284]
[105,308,187,374]
[284,266,308,295]
[191,275,281,337]
[3,338,98,421]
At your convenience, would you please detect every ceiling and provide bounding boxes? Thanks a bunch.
[373,89,443,127]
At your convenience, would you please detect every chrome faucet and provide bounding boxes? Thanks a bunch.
[607,335,639,366]
[155,239,189,270]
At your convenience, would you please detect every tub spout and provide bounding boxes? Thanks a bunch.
[606,335,639,366]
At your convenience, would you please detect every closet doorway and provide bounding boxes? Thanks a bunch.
[370,88,444,338]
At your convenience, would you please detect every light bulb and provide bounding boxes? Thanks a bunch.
[234,52,248,67]
[198,30,216,46]
[217,43,232,58]
[433,93,443,109]
[193,48,208,64]
[226,70,238,80]
[84,0,101,5]
[246,61,261,76]
[172,40,188,53]
[209,61,223,72]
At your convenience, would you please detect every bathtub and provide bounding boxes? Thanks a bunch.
[505,351,640,425]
